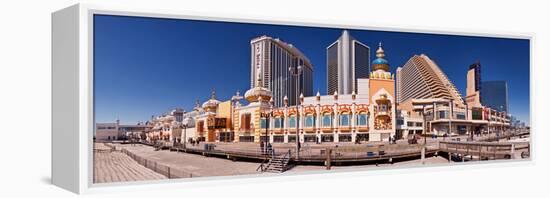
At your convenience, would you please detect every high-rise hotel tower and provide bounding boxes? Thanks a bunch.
[326,30,370,95]
[396,54,465,107]
[250,35,313,107]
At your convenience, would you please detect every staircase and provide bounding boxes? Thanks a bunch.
[262,149,291,173]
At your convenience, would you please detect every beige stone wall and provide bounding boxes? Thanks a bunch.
[217,100,232,128]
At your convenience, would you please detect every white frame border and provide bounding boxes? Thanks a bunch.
[53,3,534,194]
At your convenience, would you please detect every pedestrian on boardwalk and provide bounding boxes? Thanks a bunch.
[267,143,273,156]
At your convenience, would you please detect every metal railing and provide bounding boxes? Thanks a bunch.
[176,141,439,163]
[120,148,197,178]
[438,141,529,160]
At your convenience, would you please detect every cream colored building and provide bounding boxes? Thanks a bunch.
[146,108,195,143]
[95,120,151,142]
[194,43,398,143]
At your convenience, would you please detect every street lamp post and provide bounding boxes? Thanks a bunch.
[264,100,273,154]
[289,65,303,160]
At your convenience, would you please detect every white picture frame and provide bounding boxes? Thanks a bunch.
[52,3,534,194]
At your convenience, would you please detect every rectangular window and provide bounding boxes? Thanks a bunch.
[396,119,404,125]
[438,111,448,119]
[273,135,284,143]
[197,121,204,132]
[472,107,482,120]
[304,135,316,142]
[241,113,251,130]
[456,113,466,120]
[407,122,414,127]
[321,134,334,142]
[339,114,350,126]
[288,135,296,143]
[356,134,369,142]
[416,122,423,127]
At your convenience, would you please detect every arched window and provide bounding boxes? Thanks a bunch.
[260,118,268,129]
[305,115,315,128]
[340,113,350,126]
[289,115,296,128]
[274,117,283,128]
[357,113,368,126]
[379,104,387,112]
[322,114,332,127]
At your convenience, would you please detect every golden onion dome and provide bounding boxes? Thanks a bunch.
[244,86,272,102]
[372,42,390,72]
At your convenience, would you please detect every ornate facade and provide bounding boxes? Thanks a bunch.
[192,43,397,143]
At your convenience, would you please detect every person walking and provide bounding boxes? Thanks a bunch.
[267,143,272,155]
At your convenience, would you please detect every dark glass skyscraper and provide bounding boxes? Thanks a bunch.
[250,35,313,107]
[481,81,509,112]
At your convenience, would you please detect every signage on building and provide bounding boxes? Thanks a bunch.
[207,117,227,129]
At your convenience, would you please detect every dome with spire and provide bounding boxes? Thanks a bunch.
[244,87,272,102]
[202,90,221,111]
[372,42,390,72]
[245,78,273,103]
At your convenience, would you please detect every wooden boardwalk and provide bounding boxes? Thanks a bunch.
[161,142,439,165]
[93,143,167,183]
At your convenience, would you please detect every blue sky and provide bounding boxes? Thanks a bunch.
[93,15,530,125]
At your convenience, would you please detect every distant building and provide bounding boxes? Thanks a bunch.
[95,120,150,141]
[145,108,197,143]
[466,62,483,108]
[510,115,521,128]
[481,81,509,112]
[95,122,119,141]
[326,30,370,95]
[250,35,313,107]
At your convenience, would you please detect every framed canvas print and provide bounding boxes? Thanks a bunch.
[52,3,533,194]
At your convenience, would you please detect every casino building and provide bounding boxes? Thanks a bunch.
[395,56,510,137]
[250,35,314,107]
[193,43,396,143]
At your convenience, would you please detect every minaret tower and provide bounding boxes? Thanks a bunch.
[368,42,396,141]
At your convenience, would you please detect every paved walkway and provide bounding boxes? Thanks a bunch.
[94,143,167,183]
[115,143,261,177]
